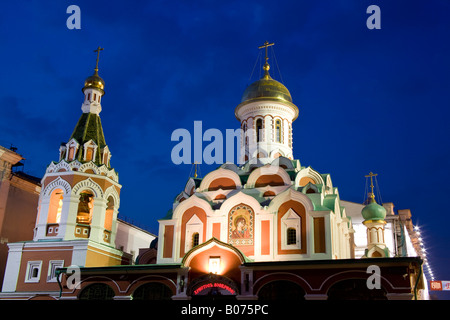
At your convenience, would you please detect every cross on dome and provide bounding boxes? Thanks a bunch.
[258,41,274,77]
[94,46,104,72]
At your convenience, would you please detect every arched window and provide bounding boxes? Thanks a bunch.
[192,232,200,247]
[256,119,263,142]
[85,148,93,161]
[275,119,282,143]
[327,279,387,300]
[185,214,203,253]
[79,283,115,300]
[258,280,305,300]
[103,150,109,166]
[47,188,63,224]
[287,228,297,245]
[132,282,173,300]
[68,147,75,161]
[281,208,301,250]
[76,191,94,225]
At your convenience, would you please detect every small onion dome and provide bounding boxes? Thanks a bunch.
[361,196,386,221]
[83,70,105,94]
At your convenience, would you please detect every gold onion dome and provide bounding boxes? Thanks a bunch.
[83,70,105,94]
[240,63,292,104]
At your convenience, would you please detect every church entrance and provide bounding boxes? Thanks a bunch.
[188,274,239,301]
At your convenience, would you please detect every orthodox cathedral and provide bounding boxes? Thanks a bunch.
[0,43,428,301]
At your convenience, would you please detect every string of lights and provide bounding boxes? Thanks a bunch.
[413,225,435,281]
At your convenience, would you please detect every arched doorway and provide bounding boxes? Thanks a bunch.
[132,282,173,300]
[79,283,115,300]
[258,280,305,300]
[327,279,387,300]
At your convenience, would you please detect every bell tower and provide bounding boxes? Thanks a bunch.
[33,47,121,249]
[235,41,299,162]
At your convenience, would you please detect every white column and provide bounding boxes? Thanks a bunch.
[89,197,108,243]
[1,242,24,292]
[33,197,50,240]
[61,194,82,240]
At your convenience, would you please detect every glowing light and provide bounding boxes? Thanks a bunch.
[193,282,235,295]
[209,257,221,274]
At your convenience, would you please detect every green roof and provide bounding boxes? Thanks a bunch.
[69,112,107,165]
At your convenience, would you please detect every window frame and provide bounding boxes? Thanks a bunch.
[281,209,301,250]
[25,261,42,283]
[47,260,64,283]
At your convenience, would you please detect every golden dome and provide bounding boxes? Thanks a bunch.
[236,62,298,120]
[240,61,292,104]
[241,75,292,104]
[83,70,105,93]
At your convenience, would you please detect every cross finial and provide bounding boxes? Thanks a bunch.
[258,41,274,78]
[94,46,104,72]
[258,41,275,64]
[365,172,378,201]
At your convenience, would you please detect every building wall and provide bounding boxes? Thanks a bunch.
[0,146,41,291]
[115,219,156,263]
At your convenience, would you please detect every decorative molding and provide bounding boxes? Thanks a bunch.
[104,185,120,207]
[295,166,325,187]
[246,164,291,188]
[199,168,242,192]
[43,177,72,196]
[172,194,214,220]
[79,161,100,174]
[72,178,104,198]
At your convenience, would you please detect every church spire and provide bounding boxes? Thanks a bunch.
[63,48,111,167]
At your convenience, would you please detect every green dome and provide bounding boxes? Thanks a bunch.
[361,200,386,221]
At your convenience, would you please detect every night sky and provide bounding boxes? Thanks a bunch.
[1,1,449,298]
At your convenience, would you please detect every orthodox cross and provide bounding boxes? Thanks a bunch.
[365,172,378,199]
[258,41,274,64]
[192,162,200,178]
[94,46,104,71]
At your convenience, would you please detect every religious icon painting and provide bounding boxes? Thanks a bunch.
[228,204,254,246]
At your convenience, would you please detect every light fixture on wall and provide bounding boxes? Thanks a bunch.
[209,256,221,274]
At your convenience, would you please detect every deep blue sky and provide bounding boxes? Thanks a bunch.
[1,1,449,297]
